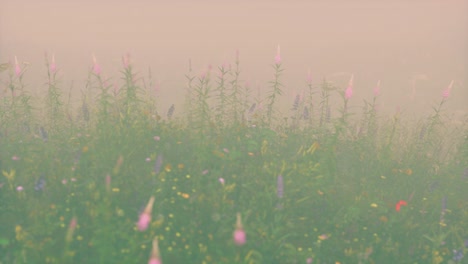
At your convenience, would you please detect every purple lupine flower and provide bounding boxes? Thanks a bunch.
[453,249,464,261]
[34,175,46,191]
[248,103,256,114]
[154,154,163,174]
[167,104,175,119]
[292,94,300,111]
[326,106,331,123]
[419,125,427,140]
[39,126,48,142]
[302,106,309,120]
[277,175,284,198]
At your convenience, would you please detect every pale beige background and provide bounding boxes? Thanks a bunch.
[1,0,467,118]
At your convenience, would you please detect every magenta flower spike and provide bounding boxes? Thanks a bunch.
[374,80,381,97]
[345,74,354,100]
[14,56,21,77]
[137,196,155,231]
[274,45,281,65]
[442,80,454,99]
[233,213,246,245]
[92,54,101,76]
[122,53,130,69]
[50,53,57,73]
[148,237,162,264]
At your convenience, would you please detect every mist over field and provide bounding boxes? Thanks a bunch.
[1,0,467,116]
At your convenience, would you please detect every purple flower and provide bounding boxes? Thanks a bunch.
[154,154,163,174]
[34,175,46,191]
[277,175,284,198]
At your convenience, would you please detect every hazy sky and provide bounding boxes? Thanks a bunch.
[1,0,467,116]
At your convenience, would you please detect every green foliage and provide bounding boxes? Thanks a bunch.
[0,56,466,264]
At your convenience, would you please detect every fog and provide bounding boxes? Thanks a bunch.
[1,0,467,118]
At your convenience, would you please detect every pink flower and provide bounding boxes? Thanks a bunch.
[50,53,57,73]
[442,80,454,99]
[16,186,24,191]
[202,169,209,175]
[373,80,381,97]
[14,56,21,77]
[233,213,246,245]
[92,54,101,75]
[218,178,225,185]
[153,136,160,141]
[274,45,281,65]
[148,237,162,264]
[122,53,130,69]
[137,196,155,231]
[66,217,77,242]
[345,74,354,100]
[12,155,20,161]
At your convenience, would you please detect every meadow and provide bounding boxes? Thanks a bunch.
[0,53,467,264]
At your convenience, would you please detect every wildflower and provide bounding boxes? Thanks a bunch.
[453,249,463,262]
[277,175,284,198]
[306,257,313,264]
[442,80,454,99]
[302,107,309,120]
[395,200,407,212]
[39,126,48,142]
[14,56,21,77]
[148,237,162,264]
[154,154,163,174]
[34,175,46,191]
[306,69,312,84]
[223,148,229,153]
[318,234,329,240]
[137,196,155,231]
[233,212,246,245]
[12,155,20,161]
[65,217,77,242]
[92,54,101,75]
[248,103,256,114]
[345,74,354,100]
[274,45,281,65]
[62,179,68,185]
[202,169,209,175]
[50,53,57,73]
[167,104,175,118]
[16,186,24,191]
[122,53,130,69]
[292,94,300,110]
[153,136,160,141]
[374,80,381,97]
[105,174,111,192]
[218,178,225,185]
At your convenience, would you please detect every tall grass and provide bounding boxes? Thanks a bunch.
[0,53,467,264]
